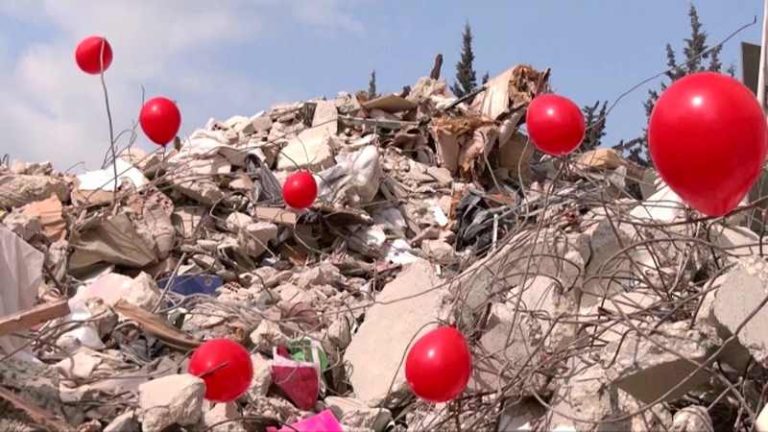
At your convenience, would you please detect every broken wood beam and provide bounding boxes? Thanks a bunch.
[0,300,70,337]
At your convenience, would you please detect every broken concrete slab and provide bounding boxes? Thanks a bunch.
[603,321,719,405]
[138,374,205,432]
[238,221,278,258]
[545,357,671,431]
[325,396,392,431]
[468,303,542,395]
[344,260,448,407]
[2,211,42,241]
[202,401,246,432]
[450,228,589,327]
[0,174,69,208]
[712,257,768,364]
[497,399,546,432]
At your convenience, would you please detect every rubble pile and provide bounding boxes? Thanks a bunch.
[2,64,768,432]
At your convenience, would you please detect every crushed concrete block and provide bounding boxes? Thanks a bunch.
[250,320,288,353]
[325,396,392,431]
[581,217,638,307]
[293,262,343,287]
[497,399,546,431]
[421,239,455,264]
[451,229,589,327]
[0,174,69,208]
[139,374,205,432]
[344,260,448,407]
[277,100,338,171]
[712,257,768,364]
[171,176,225,205]
[629,184,686,223]
[249,354,272,398]
[671,406,713,432]
[104,410,140,432]
[712,225,761,263]
[2,212,42,241]
[277,134,335,171]
[238,221,278,257]
[603,321,719,405]
[203,401,246,432]
[274,283,317,306]
[468,302,544,395]
[324,313,354,350]
[225,212,252,232]
[546,358,671,431]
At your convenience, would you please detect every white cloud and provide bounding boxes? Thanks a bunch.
[0,0,363,170]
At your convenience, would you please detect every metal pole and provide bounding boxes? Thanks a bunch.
[757,0,768,110]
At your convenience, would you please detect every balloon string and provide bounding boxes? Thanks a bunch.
[199,361,230,378]
[589,15,759,136]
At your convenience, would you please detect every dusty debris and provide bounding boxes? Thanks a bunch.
[325,396,392,431]
[202,401,246,432]
[3,63,768,431]
[671,405,714,432]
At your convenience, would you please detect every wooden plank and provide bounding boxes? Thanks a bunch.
[0,300,70,337]
[113,300,201,351]
[0,387,73,432]
[253,206,297,226]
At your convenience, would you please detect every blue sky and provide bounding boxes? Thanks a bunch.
[0,0,763,170]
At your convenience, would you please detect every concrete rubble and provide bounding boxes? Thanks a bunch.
[0,64,766,431]
[138,374,206,432]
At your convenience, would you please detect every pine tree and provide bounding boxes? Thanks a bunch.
[368,70,377,99]
[622,4,731,166]
[582,100,608,152]
[452,22,477,97]
[481,71,490,85]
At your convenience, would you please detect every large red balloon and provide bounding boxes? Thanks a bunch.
[188,339,253,402]
[75,36,113,74]
[282,171,318,209]
[649,72,768,217]
[526,93,586,156]
[405,326,472,403]
[140,96,182,146]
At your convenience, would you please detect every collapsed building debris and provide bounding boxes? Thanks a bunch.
[1,64,768,432]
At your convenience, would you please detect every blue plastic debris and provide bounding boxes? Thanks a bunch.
[158,274,222,296]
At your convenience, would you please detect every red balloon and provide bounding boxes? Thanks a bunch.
[526,93,586,156]
[140,97,182,146]
[75,36,113,74]
[405,326,472,403]
[188,339,253,402]
[649,72,768,217]
[282,171,318,209]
